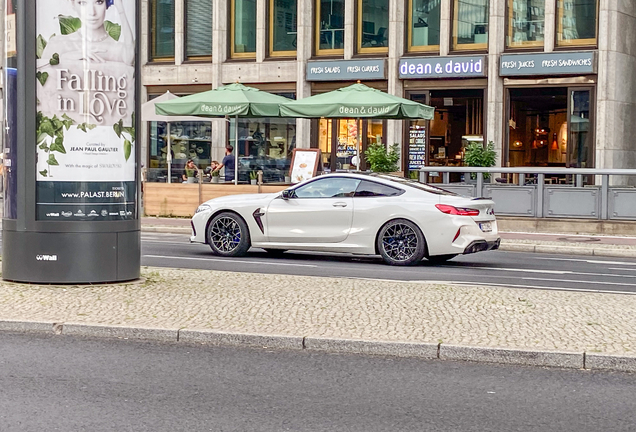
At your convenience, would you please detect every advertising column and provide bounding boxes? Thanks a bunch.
[35,0,136,221]
[2,0,140,284]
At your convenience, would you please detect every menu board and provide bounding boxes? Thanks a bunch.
[408,125,427,170]
[289,149,321,183]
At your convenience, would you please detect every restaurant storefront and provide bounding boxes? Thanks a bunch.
[500,51,597,173]
[306,59,387,172]
[399,55,487,181]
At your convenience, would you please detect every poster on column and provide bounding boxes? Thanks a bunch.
[35,0,136,221]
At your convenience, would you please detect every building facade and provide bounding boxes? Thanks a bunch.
[124,1,636,182]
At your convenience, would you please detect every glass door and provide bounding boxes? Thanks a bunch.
[566,88,593,168]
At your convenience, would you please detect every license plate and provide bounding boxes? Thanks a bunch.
[479,222,492,232]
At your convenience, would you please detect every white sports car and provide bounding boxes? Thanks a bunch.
[190,173,500,266]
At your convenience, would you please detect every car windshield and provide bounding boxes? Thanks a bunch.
[369,174,458,196]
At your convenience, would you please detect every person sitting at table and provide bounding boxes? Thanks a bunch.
[204,160,220,178]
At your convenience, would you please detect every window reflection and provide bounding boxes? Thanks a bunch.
[557,0,597,46]
[507,0,544,48]
[358,0,389,52]
[270,0,297,56]
[316,0,345,53]
[452,0,489,51]
[150,0,175,60]
[232,0,257,57]
[186,0,212,59]
[408,0,441,52]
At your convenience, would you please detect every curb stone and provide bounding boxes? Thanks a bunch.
[2,320,634,373]
[585,353,636,373]
[304,337,439,359]
[178,329,304,350]
[439,344,584,369]
[62,323,179,341]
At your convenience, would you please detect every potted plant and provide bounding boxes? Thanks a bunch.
[364,143,400,173]
[464,140,497,180]
[210,169,220,183]
[249,171,258,185]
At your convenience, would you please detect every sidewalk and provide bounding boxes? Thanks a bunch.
[1,266,635,372]
[141,216,636,258]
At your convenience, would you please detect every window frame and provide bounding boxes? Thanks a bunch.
[149,0,176,62]
[184,0,213,61]
[451,0,489,52]
[315,0,345,56]
[269,0,298,58]
[357,0,389,54]
[231,0,257,59]
[505,0,545,50]
[555,0,599,48]
[407,0,441,53]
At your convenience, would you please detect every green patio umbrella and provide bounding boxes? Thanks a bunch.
[155,83,291,184]
[279,83,434,120]
[280,83,434,170]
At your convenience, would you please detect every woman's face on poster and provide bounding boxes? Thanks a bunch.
[72,0,107,31]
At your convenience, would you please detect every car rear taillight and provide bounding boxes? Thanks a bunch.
[435,204,480,216]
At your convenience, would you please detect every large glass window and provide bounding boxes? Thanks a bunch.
[452,0,489,51]
[150,0,175,60]
[408,0,441,52]
[357,0,389,53]
[507,87,594,171]
[557,0,597,47]
[507,0,544,48]
[232,0,257,58]
[186,0,213,59]
[270,0,297,57]
[147,120,212,183]
[316,118,385,172]
[316,0,345,55]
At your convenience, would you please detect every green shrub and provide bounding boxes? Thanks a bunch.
[464,141,497,179]
[364,143,400,173]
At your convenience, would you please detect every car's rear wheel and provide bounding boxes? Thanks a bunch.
[207,212,251,257]
[427,254,458,264]
[377,219,426,266]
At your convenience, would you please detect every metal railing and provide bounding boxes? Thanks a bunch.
[418,167,636,221]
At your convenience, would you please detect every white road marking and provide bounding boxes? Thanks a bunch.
[532,257,636,266]
[472,266,636,279]
[503,231,636,240]
[455,282,636,295]
[143,255,318,268]
[521,276,636,287]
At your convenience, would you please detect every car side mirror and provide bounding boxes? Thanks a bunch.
[281,190,292,200]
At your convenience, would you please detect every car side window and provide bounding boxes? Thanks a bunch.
[293,177,361,198]
[354,180,403,197]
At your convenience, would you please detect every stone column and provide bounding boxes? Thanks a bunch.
[296,0,313,149]
[439,0,451,56]
[174,0,185,65]
[344,0,355,59]
[543,0,556,52]
[486,0,505,166]
[386,0,405,154]
[256,0,267,62]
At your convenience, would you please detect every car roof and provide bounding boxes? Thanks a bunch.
[315,172,458,196]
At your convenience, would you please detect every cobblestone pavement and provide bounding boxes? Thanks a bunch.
[1,267,635,355]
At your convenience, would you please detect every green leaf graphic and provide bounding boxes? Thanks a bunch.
[124,140,132,161]
[47,154,59,166]
[61,113,74,130]
[36,71,49,86]
[113,119,123,138]
[58,15,82,35]
[50,136,66,154]
[104,21,121,41]
[36,34,47,59]
[49,53,59,66]
[37,132,49,144]
[39,170,48,177]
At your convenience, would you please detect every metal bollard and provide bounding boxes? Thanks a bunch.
[257,170,263,193]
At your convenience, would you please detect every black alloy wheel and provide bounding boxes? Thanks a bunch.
[207,212,251,257]
[377,219,426,266]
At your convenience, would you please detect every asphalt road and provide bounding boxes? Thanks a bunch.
[141,233,636,294]
[1,332,635,432]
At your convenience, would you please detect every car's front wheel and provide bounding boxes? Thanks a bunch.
[207,212,251,257]
[377,219,426,266]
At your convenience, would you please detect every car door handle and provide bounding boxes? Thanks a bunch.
[332,202,347,208]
